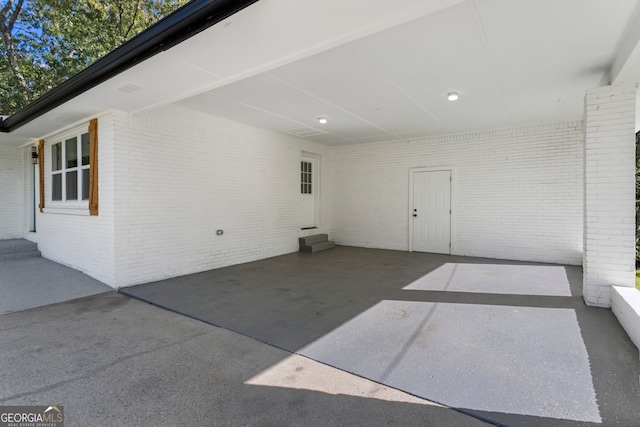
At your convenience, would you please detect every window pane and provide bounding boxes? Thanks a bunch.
[66,171,78,200]
[52,143,62,171]
[52,174,62,201]
[81,133,90,166]
[82,169,90,200]
[301,161,314,194]
[66,137,77,168]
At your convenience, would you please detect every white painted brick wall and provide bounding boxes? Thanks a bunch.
[330,122,584,265]
[0,146,24,239]
[611,286,640,353]
[583,85,636,307]
[113,106,331,287]
[35,112,117,286]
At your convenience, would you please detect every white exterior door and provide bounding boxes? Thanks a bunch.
[301,155,318,229]
[411,170,451,253]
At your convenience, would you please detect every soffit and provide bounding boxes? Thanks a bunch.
[2,0,639,147]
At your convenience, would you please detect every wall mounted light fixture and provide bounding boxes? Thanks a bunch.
[447,92,459,101]
[317,116,328,124]
[31,146,38,165]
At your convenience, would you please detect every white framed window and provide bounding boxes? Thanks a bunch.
[301,161,312,194]
[49,127,90,207]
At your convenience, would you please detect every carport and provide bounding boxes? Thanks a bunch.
[0,0,637,307]
[1,1,640,424]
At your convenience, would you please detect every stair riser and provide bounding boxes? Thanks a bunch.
[0,251,41,261]
[0,239,40,260]
[301,242,335,253]
[299,234,329,246]
[0,245,38,256]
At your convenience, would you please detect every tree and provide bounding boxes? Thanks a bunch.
[0,0,35,112]
[0,1,26,97]
[0,0,188,115]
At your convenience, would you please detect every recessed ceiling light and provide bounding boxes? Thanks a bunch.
[447,92,459,101]
[317,116,328,124]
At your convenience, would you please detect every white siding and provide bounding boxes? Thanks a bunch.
[329,122,584,265]
[113,106,331,287]
[0,146,24,239]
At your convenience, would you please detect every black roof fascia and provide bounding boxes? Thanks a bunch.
[0,0,260,133]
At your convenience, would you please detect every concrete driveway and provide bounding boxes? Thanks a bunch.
[1,247,639,426]
[0,292,487,426]
[0,256,111,314]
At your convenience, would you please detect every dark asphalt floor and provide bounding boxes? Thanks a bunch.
[122,246,640,426]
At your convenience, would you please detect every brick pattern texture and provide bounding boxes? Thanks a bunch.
[583,85,637,307]
[329,122,584,265]
[0,146,24,239]
[20,93,638,298]
[36,113,116,285]
[111,106,331,287]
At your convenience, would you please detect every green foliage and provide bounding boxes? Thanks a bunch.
[0,0,188,115]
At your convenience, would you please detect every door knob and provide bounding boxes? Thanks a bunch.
[413,213,417,217]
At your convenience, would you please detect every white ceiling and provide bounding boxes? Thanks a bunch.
[2,0,640,147]
[174,0,640,145]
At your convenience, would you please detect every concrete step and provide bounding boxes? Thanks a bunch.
[0,239,41,261]
[0,251,42,261]
[299,234,329,247]
[300,240,336,253]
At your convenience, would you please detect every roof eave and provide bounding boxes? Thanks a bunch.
[0,0,259,133]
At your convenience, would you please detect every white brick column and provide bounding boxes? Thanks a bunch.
[583,84,637,307]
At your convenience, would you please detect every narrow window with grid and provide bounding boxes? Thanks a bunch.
[301,161,312,194]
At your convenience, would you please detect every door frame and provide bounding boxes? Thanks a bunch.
[22,143,37,232]
[301,151,320,229]
[408,166,456,253]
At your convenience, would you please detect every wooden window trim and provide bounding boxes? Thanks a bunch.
[88,118,98,216]
[38,139,44,212]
